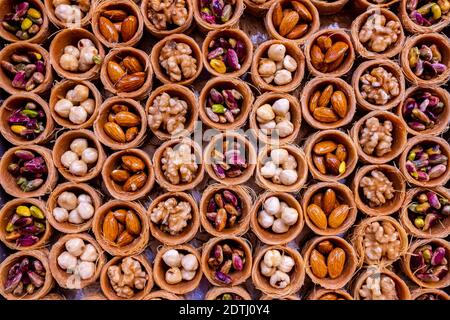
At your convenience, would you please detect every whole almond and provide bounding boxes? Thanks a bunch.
[279,11,299,37]
[121,155,145,172]
[286,24,308,39]
[112,105,129,113]
[102,9,128,21]
[123,172,147,192]
[325,153,340,175]
[292,1,312,21]
[312,192,323,207]
[312,154,327,174]
[307,204,327,229]
[125,210,141,235]
[112,209,127,224]
[323,188,336,215]
[327,247,346,279]
[310,249,328,278]
[327,54,345,72]
[335,144,347,162]
[115,72,145,92]
[313,107,338,123]
[99,16,119,43]
[316,35,332,51]
[331,91,348,118]
[317,240,334,255]
[324,42,349,64]
[309,90,321,113]
[114,111,140,127]
[111,169,130,183]
[328,204,349,228]
[313,140,337,155]
[121,15,138,42]
[318,84,334,108]
[125,127,139,142]
[104,121,126,143]
[103,212,119,242]
[122,56,143,74]
[107,61,126,83]
[273,3,283,28]
[116,231,134,246]
[310,45,324,68]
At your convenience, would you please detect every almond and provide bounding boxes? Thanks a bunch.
[123,172,147,192]
[327,54,345,72]
[116,231,134,246]
[335,144,347,162]
[125,127,139,142]
[125,210,141,235]
[310,45,324,68]
[99,16,119,43]
[312,192,323,207]
[325,153,340,175]
[331,91,348,118]
[291,1,312,21]
[116,72,145,92]
[273,3,283,28]
[104,121,126,143]
[107,61,126,83]
[114,111,140,127]
[279,11,299,37]
[313,107,338,123]
[318,84,334,108]
[312,154,327,174]
[327,247,346,279]
[112,209,128,224]
[122,56,143,74]
[286,24,308,39]
[121,155,145,172]
[317,240,334,255]
[112,104,129,113]
[306,204,327,229]
[309,90,321,113]
[102,9,128,21]
[328,204,349,228]
[121,16,138,42]
[310,249,328,278]
[313,140,337,155]
[323,188,336,215]
[316,35,332,51]
[111,169,130,183]
[103,211,119,242]
[324,41,349,64]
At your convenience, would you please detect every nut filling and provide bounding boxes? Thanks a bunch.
[310,36,349,73]
[408,190,450,231]
[360,66,400,105]
[161,249,199,284]
[309,84,349,123]
[258,196,299,233]
[272,1,313,40]
[4,256,46,297]
[102,208,142,247]
[362,221,401,263]
[405,143,448,182]
[104,104,141,144]
[358,13,401,53]
[150,197,192,235]
[359,274,399,300]
[310,241,346,280]
[407,0,450,27]
[208,241,246,284]
[260,148,298,186]
[260,249,295,289]
[258,44,297,86]
[60,138,99,177]
[148,92,188,135]
[107,257,148,298]
[8,150,48,192]
[147,0,189,30]
[410,244,449,283]
[256,98,294,138]
[403,90,445,132]
[359,170,394,207]
[307,188,350,230]
[359,118,393,157]
[161,143,198,185]
[5,204,46,247]
[206,190,243,232]
[159,40,198,82]
[110,155,148,193]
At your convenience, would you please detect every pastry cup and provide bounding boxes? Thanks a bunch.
[354,0,399,9]
[92,200,149,256]
[301,182,357,236]
[351,59,406,111]
[400,0,450,34]
[352,216,408,267]
[0,198,51,251]
[0,250,54,300]
[100,47,153,100]
[301,77,356,130]
[0,42,52,95]
[199,76,254,131]
[304,130,358,182]
[100,254,154,300]
[141,0,194,38]
[307,288,353,300]
[49,233,106,289]
[49,28,104,81]
[0,145,57,198]
[153,137,205,192]
[352,267,411,300]
[46,182,102,234]
[256,144,308,193]
[252,245,305,298]
[399,135,450,188]
[92,0,144,48]
[53,129,106,183]
[265,0,320,45]
[49,79,102,129]
[94,96,147,150]
[150,33,203,86]
[352,164,406,217]
[310,0,349,15]
[249,92,301,145]
[350,110,407,164]
[304,28,355,77]
[411,288,450,300]
[401,238,450,289]
[205,286,252,300]
[0,0,49,43]
[251,39,305,93]
[0,92,54,145]
[148,192,199,245]
[44,0,93,28]
[102,148,155,201]
[146,84,198,140]
[201,236,252,287]
[193,0,244,32]
[153,244,203,295]
[202,28,253,78]
[250,191,304,245]
[144,290,183,300]
[243,0,277,16]
[398,85,450,136]
[400,33,450,86]
[200,184,252,237]
[351,8,405,60]
[204,132,257,186]
[302,236,357,290]
[400,187,450,239]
